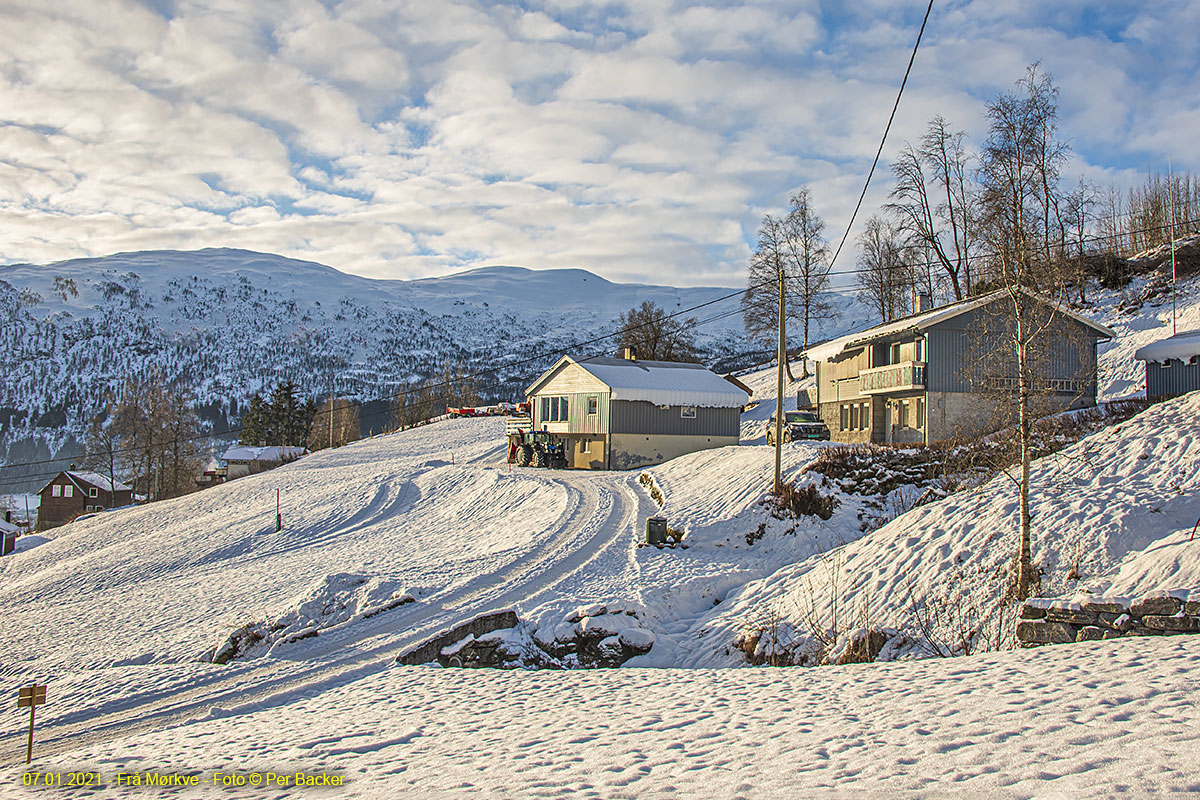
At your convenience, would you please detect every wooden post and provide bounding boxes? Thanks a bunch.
[275,488,281,532]
[329,392,335,450]
[17,684,46,764]
[774,264,786,495]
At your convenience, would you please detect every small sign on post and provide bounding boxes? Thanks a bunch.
[17,684,47,764]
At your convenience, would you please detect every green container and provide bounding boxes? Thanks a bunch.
[645,517,668,546]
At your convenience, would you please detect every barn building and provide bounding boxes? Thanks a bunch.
[1134,329,1200,401]
[522,352,749,470]
[37,470,134,530]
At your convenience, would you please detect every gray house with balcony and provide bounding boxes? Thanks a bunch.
[802,289,1115,444]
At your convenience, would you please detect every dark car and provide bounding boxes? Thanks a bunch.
[765,410,830,444]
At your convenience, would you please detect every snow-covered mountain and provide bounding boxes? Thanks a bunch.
[0,248,871,490]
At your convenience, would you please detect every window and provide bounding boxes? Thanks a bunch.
[890,342,901,364]
[898,400,909,428]
[89,487,98,498]
[849,403,859,430]
[85,505,93,512]
[859,402,869,430]
[681,406,697,419]
[915,398,925,429]
[64,485,73,498]
[839,405,849,430]
[541,396,569,422]
[52,485,61,497]
[96,506,104,512]
[587,396,598,415]
[915,338,924,362]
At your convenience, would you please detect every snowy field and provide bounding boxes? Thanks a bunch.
[5,637,1198,798]
[0,274,1198,796]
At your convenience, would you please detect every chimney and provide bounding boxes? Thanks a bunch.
[915,292,932,313]
[623,347,637,361]
[4,510,10,524]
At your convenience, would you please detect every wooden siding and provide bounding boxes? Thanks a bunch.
[609,400,739,437]
[1146,359,1200,400]
[532,391,609,435]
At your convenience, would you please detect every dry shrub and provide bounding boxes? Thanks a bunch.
[771,481,838,520]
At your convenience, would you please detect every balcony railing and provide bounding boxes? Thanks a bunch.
[860,361,926,395]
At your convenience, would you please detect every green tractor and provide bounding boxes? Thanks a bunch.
[512,430,568,469]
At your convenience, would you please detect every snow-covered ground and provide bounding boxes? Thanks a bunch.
[5,636,1197,798]
[2,267,1199,794]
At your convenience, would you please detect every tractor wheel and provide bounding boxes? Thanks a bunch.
[516,445,532,467]
[532,448,546,467]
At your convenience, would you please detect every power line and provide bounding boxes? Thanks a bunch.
[826,0,936,272]
[1,213,1195,487]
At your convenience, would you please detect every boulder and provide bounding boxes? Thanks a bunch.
[617,628,656,653]
[1081,598,1127,615]
[1185,600,1200,616]
[1046,607,1098,626]
[1019,603,1047,620]
[1129,594,1182,618]
[1016,620,1077,645]
[1142,615,1199,632]
[1075,626,1120,642]
[596,635,624,662]
[580,614,624,639]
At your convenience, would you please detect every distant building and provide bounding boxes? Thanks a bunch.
[803,289,1115,445]
[521,351,749,469]
[1134,329,1200,401]
[37,471,134,530]
[221,445,308,479]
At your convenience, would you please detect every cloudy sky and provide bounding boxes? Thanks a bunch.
[1,1,1196,287]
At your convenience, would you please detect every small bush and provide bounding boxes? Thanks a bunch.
[771,481,838,521]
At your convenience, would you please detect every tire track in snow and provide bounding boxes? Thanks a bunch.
[0,468,645,768]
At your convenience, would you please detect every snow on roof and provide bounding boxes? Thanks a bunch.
[222,445,308,463]
[804,288,1116,362]
[1133,329,1200,363]
[530,356,750,408]
[66,471,132,493]
[0,517,17,534]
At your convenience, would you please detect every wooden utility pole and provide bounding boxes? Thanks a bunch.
[329,391,335,450]
[774,265,786,495]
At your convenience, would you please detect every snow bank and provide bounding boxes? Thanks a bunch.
[700,391,1200,661]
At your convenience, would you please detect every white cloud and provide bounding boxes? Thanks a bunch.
[0,0,1194,290]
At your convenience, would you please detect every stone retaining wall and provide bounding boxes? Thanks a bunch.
[1016,590,1200,647]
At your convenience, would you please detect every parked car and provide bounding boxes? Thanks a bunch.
[765,410,830,444]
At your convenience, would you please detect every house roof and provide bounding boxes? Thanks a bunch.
[222,445,308,463]
[526,356,750,408]
[68,471,133,493]
[38,470,133,495]
[1133,329,1200,362]
[0,517,18,534]
[804,288,1117,363]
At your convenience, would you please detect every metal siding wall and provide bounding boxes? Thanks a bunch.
[926,308,1100,395]
[1147,361,1200,398]
[609,400,739,436]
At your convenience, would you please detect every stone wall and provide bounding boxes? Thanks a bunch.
[1016,590,1200,647]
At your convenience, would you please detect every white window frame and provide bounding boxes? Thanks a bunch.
[64,485,73,498]
[52,485,61,497]
[89,487,98,498]
[681,406,697,419]
[587,396,598,415]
